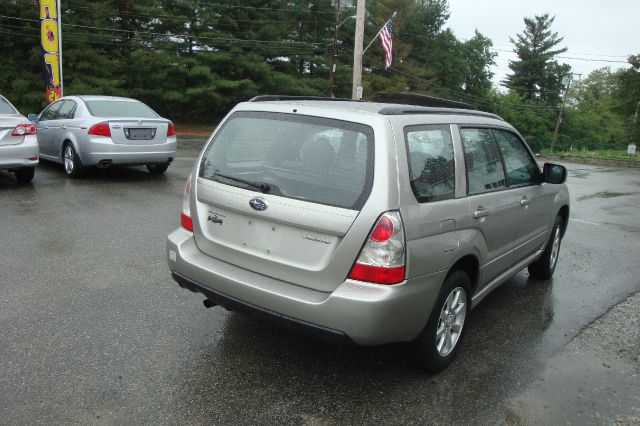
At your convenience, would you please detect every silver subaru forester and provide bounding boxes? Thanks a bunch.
[167,96,570,371]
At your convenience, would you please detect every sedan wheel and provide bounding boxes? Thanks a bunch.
[62,143,84,177]
[63,145,74,174]
[146,161,170,175]
[15,167,35,184]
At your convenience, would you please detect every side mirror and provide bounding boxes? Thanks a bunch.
[27,114,39,122]
[543,163,567,184]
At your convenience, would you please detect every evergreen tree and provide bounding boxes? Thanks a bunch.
[504,14,570,104]
[461,30,496,99]
[611,54,640,143]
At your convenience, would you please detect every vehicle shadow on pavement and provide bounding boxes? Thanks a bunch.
[0,170,35,190]
[172,272,555,424]
[36,159,171,183]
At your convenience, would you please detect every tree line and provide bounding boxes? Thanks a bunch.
[0,0,638,152]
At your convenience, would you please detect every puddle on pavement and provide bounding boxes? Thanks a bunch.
[569,171,591,179]
[577,191,638,201]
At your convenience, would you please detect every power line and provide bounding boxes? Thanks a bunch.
[398,30,631,64]
[0,14,319,47]
[186,0,338,15]
[0,23,321,56]
[491,48,629,64]
[56,0,335,26]
[490,41,629,59]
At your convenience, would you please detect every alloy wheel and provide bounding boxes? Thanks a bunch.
[436,286,467,357]
[63,145,74,174]
[550,225,561,269]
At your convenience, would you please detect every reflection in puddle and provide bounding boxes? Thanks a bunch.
[577,191,637,201]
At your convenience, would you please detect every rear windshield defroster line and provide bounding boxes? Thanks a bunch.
[199,111,375,211]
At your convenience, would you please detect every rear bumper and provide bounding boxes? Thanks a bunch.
[172,271,353,345]
[0,136,39,170]
[79,136,177,166]
[167,228,444,345]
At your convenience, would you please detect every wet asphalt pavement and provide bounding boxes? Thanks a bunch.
[1,139,639,425]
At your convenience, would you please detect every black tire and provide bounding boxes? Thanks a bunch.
[62,143,85,177]
[528,215,563,280]
[15,167,35,183]
[419,270,471,373]
[146,162,170,175]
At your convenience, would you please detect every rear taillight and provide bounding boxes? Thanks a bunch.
[11,124,37,136]
[88,122,111,137]
[167,122,176,137]
[348,211,406,285]
[180,175,193,231]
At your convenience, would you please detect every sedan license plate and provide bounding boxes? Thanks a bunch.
[125,127,156,140]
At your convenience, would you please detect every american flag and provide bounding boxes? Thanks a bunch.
[379,19,394,69]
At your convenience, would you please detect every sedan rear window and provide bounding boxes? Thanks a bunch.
[0,97,17,114]
[85,100,159,118]
[199,111,374,210]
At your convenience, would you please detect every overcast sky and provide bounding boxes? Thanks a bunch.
[445,0,639,86]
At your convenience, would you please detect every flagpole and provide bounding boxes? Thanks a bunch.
[57,0,63,97]
[363,12,396,54]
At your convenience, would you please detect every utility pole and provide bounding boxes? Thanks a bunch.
[550,73,579,153]
[328,0,341,97]
[351,0,365,100]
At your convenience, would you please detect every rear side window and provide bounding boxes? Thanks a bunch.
[460,128,506,194]
[40,101,62,120]
[492,129,539,186]
[199,111,374,210]
[404,125,455,202]
[0,97,17,114]
[85,100,159,118]
[57,100,77,119]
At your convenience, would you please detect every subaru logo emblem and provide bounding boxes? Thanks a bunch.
[249,197,267,211]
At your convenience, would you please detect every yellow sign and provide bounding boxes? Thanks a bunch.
[39,0,62,103]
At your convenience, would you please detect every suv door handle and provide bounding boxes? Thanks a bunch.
[61,125,67,129]
[473,207,490,219]
[520,197,530,207]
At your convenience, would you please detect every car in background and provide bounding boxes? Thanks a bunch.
[167,96,570,372]
[0,95,38,183]
[28,95,176,177]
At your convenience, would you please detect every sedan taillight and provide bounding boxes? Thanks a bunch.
[12,124,37,136]
[167,122,176,137]
[88,122,111,137]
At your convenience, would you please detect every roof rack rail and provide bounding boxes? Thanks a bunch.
[378,106,504,120]
[248,95,359,102]
[374,92,474,110]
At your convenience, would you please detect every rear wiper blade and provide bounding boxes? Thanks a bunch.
[212,171,271,193]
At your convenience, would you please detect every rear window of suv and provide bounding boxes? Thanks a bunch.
[85,100,159,118]
[199,111,374,210]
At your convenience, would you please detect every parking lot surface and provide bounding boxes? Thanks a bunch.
[1,139,639,424]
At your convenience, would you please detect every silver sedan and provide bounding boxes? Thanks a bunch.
[0,95,38,183]
[29,95,177,177]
